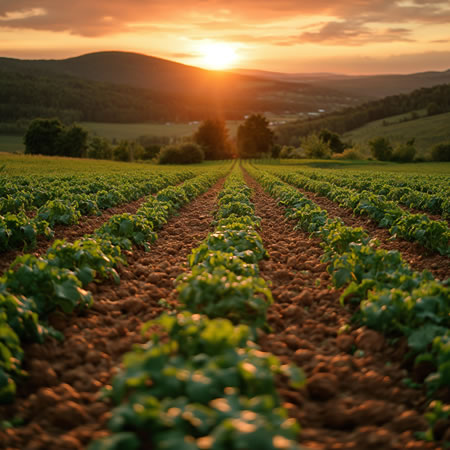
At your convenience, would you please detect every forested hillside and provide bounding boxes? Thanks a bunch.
[0,52,356,123]
[277,83,450,145]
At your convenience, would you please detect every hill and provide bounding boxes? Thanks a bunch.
[234,67,450,98]
[0,52,359,123]
[344,110,450,157]
[312,70,450,98]
[276,83,450,146]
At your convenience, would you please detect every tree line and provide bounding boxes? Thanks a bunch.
[23,115,276,163]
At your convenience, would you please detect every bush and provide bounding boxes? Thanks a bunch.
[392,143,416,162]
[87,136,113,160]
[369,137,393,161]
[159,143,204,164]
[302,134,331,159]
[113,141,131,162]
[332,148,364,160]
[431,142,450,161]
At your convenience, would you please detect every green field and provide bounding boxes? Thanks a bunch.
[82,120,246,141]
[258,158,450,174]
[344,111,450,157]
[0,153,225,176]
[0,135,25,153]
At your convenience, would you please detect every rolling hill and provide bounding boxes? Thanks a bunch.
[0,52,360,123]
[234,68,450,98]
[344,110,450,157]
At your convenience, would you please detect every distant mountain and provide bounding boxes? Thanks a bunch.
[0,51,360,123]
[233,69,352,83]
[234,67,450,98]
[311,70,450,98]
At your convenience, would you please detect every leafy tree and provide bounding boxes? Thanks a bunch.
[237,114,274,158]
[369,137,393,161]
[24,118,64,156]
[193,119,231,160]
[302,134,331,159]
[57,124,88,158]
[431,142,450,161]
[427,102,443,116]
[392,142,416,162]
[319,129,346,154]
[113,141,131,162]
[87,136,113,159]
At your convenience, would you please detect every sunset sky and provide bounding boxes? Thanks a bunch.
[1,0,450,74]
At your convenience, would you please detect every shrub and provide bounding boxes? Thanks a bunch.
[159,143,204,164]
[430,142,450,161]
[302,134,331,159]
[113,141,131,162]
[392,143,416,162]
[332,148,364,160]
[369,137,393,161]
[87,136,113,160]
[178,143,204,164]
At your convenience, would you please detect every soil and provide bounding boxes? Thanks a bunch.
[243,171,442,450]
[291,185,449,281]
[0,178,224,450]
[0,194,159,276]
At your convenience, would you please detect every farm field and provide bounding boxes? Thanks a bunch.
[0,156,449,450]
[343,110,450,158]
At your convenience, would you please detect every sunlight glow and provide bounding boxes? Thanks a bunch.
[199,42,238,70]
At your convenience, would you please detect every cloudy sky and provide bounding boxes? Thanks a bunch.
[1,0,450,74]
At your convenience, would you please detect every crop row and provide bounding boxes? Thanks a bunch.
[295,169,450,218]
[0,170,197,253]
[91,167,305,450]
[301,169,449,196]
[263,167,450,256]
[0,167,227,404]
[246,164,449,425]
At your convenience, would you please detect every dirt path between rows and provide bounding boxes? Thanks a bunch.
[290,184,448,281]
[0,178,224,450]
[244,171,441,450]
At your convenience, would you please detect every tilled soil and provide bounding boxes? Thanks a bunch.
[244,172,442,450]
[292,185,448,281]
[0,178,224,450]
[0,195,151,275]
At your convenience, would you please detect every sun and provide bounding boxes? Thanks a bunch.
[199,42,238,70]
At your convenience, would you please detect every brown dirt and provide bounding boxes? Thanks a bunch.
[0,194,155,276]
[244,171,441,450]
[0,178,224,450]
[293,185,449,281]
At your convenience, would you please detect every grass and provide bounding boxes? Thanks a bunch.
[0,153,226,176]
[344,111,450,158]
[0,135,25,153]
[257,158,450,174]
[81,120,244,141]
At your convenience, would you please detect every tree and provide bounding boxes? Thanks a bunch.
[302,134,331,159]
[193,119,231,160]
[57,124,88,158]
[87,136,113,160]
[369,137,393,161]
[431,142,450,161]
[113,141,131,162]
[24,118,64,156]
[319,129,346,154]
[237,114,274,158]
